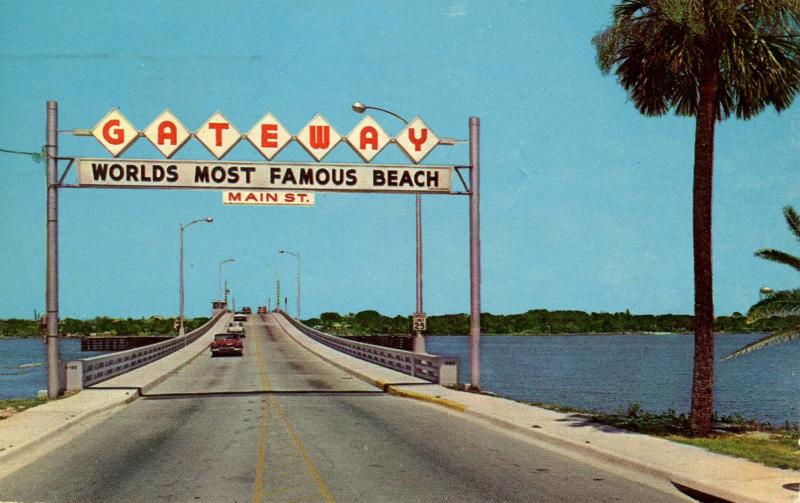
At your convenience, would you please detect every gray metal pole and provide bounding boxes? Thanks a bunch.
[218,261,222,300]
[413,194,426,353]
[45,101,60,398]
[469,116,481,390]
[179,225,185,336]
[296,253,301,319]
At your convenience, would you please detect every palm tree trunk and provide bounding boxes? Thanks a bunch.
[690,48,719,435]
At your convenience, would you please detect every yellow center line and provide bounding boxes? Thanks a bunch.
[253,314,336,503]
[253,315,271,503]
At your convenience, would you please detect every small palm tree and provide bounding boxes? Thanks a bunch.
[724,206,800,360]
[595,0,800,434]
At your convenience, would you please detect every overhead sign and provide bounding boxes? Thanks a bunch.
[76,158,453,193]
[90,109,446,163]
[223,190,315,206]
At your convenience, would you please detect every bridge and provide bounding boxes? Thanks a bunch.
[0,309,793,502]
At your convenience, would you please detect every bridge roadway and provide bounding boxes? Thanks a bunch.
[0,314,691,502]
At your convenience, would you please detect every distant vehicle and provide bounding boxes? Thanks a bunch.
[242,306,252,314]
[227,322,245,336]
[210,333,243,357]
[233,314,248,323]
[257,306,267,314]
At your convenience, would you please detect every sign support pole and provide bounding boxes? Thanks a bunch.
[46,101,61,398]
[469,116,481,390]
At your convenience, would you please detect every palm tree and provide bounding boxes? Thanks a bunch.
[594,1,800,434]
[724,206,800,360]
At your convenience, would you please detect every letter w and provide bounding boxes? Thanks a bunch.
[91,163,109,180]
[309,125,330,149]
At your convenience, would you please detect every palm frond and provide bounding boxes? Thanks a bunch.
[754,248,800,271]
[783,206,800,240]
[746,288,800,322]
[721,325,800,361]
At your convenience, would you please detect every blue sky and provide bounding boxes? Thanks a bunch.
[1,1,799,320]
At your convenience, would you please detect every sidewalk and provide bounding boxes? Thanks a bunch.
[274,314,800,503]
[0,314,230,472]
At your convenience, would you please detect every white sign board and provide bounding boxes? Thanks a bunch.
[223,190,315,206]
[76,158,453,194]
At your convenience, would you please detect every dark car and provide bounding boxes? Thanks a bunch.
[210,333,243,357]
[242,306,252,314]
[257,306,267,314]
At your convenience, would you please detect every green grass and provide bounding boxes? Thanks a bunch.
[0,397,47,418]
[668,432,800,470]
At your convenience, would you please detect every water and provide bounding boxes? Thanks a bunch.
[426,333,800,425]
[0,339,108,400]
[2,334,798,425]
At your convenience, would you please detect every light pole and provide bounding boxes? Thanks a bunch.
[266,267,281,311]
[278,250,300,319]
[759,286,773,300]
[352,101,426,353]
[179,216,213,336]
[219,258,235,301]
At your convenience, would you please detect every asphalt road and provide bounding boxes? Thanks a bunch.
[0,314,692,502]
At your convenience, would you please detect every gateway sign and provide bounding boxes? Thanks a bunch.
[76,159,453,194]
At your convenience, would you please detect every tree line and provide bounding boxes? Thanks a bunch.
[0,316,210,338]
[302,309,798,336]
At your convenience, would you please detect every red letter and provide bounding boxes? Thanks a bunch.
[227,192,242,202]
[157,121,177,145]
[208,122,229,146]
[102,119,124,145]
[359,126,378,150]
[309,125,330,149]
[285,193,295,202]
[408,128,428,151]
[260,124,278,148]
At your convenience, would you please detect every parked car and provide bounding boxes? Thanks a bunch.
[210,333,243,357]
[242,306,252,314]
[257,306,267,314]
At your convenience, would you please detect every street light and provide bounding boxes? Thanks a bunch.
[759,286,773,300]
[179,216,213,336]
[266,267,281,311]
[218,258,235,301]
[352,101,428,353]
[278,250,300,319]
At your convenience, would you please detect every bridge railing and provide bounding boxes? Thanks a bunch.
[64,311,227,391]
[275,309,458,385]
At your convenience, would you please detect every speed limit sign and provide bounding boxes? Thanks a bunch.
[413,313,427,332]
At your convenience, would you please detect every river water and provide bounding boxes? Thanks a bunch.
[1,334,797,424]
[426,333,800,425]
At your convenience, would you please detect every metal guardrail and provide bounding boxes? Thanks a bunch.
[275,309,458,385]
[65,311,227,390]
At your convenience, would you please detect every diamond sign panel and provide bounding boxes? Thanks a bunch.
[143,109,191,158]
[246,113,292,160]
[91,108,139,157]
[296,114,341,161]
[395,117,439,164]
[345,115,390,162]
[195,112,241,159]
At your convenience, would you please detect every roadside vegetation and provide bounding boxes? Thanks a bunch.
[300,309,800,336]
[519,400,800,470]
[0,397,47,420]
[0,316,210,338]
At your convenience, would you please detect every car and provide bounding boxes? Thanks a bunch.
[233,314,248,322]
[257,306,267,314]
[242,306,252,314]
[227,321,245,336]
[210,333,243,357]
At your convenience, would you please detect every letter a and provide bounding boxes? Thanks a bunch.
[158,121,177,145]
[360,126,378,150]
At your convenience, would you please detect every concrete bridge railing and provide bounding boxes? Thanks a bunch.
[64,311,227,391]
[275,309,459,385]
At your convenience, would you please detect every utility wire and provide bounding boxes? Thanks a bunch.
[0,146,45,163]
